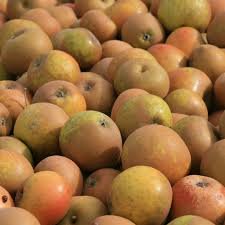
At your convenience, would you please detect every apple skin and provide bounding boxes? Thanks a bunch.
[16,171,72,225]
[0,185,14,209]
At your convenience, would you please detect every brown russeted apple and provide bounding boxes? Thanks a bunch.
[166,27,204,58]
[0,150,33,194]
[47,5,77,29]
[80,9,117,43]
[7,0,57,19]
[90,57,113,81]
[0,185,14,209]
[189,44,225,83]
[122,124,191,184]
[111,88,149,121]
[34,155,83,196]
[0,207,41,225]
[1,28,53,76]
[58,196,107,225]
[76,72,115,114]
[0,19,41,53]
[14,103,69,163]
[113,57,169,98]
[105,0,148,30]
[83,168,120,205]
[165,89,208,119]
[148,43,187,72]
[0,136,33,165]
[101,40,132,58]
[27,50,81,92]
[173,116,218,172]
[59,110,122,172]
[16,171,72,225]
[75,0,115,18]
[20,8,61,37]
[32,80,86,117]
[53,28,102,69]
[171,175,225,225]
[121,13,165,49]
[115,94,172,139]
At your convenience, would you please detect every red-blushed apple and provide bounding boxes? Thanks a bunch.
[171,175,225,225]
[34,155,83,196]
[0,185,14,209]
[91,215,136,225]
[16,171,72,225]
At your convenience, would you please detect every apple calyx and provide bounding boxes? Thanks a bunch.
[142,33,152,42]
[196,181,209,188]
[2,195,8,203]
[86,177,97,188]
[84,81,95,91]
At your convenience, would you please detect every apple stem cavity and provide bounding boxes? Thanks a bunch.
[56,89,66,98]
[2,195,8,203]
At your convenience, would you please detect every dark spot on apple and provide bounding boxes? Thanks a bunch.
[141,65,148,73]
[34,56,44,67]
[2,195,8,203]
[143,33,152,42]
[84,81,95,91]
[71,215,77,224]
[152,117,163,125]
[99,119,108,128]
[86,177,97,187]
[0,118,6,126]
[196,181,209,188]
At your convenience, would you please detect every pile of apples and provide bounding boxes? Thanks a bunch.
[1,0,225,225]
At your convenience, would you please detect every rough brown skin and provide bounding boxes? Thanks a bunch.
[113,58,170,98]
[32,80,86,117]
[105,0,148,31]
[1,28,53,76]
[14,103,69,163]
[101,40,132,59]
[76,72,115,114]
[47,5,77,29]
[0,186,14,209]
[0,207,41,225]
[91,57,113,81]
[7,0,57,19]
[80,10,117,43]
[171,175,225,225]
[0,136,33,165]
[214,73,225,108]
[107,48,158,83]
[165,89,208,119]
[122,125,191,184]
[173,116,218,172]
[201,140,225,186]
[148,43,187,73]
[16,171,72,225]
[83,168,120,205]
[60,111,122,172]
[219,111,225,139]
[111,89,149,122]
[0,88,31,123]
[110,166,172,225]
[172,113,188,125]
[58,196,108,225]
[0,150,33,194]
[168,215,216,225]
[166,27,204,58]
[27,50,81,93]
[35,155,83,196]
[207,12,225,48]
[208,111,224,128]
[0,103,12,136]
[20,8,61,37]
[115,94,173,139]
[53,28,102,69]
[0,19,41,53]
[91,215,136,225]
[121,13,165,49]
[168,67,213,106]
[75,0,115,18]
[189,44,225,83]
[208,0,225,19]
